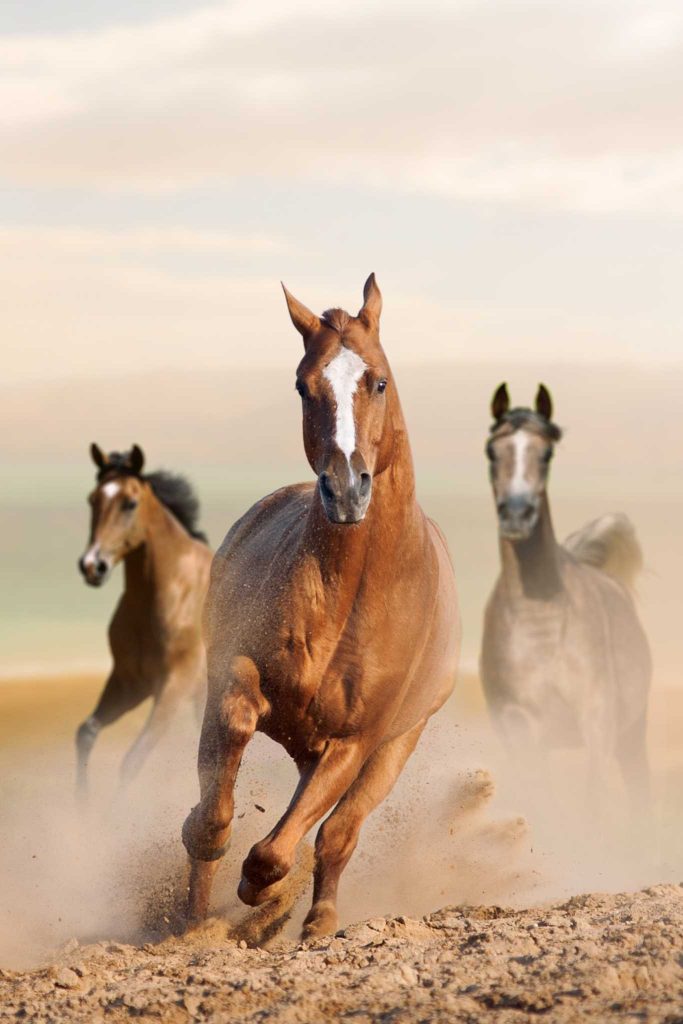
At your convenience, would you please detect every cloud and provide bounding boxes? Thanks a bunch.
[0,225,285,254]
[1,1,683,213]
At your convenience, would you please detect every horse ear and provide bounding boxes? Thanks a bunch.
[358,272,382,326]
[90,443,107,470]
[535,383,553,421]
[491,383,510,422]
[129,444,145,475]
[281,283,321,344]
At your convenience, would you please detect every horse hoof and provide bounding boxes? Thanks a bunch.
[302,900,338,940]
[237,874,287,908]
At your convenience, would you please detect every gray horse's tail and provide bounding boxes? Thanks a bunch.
[564,513,643,593]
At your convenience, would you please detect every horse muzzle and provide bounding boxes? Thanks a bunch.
[497,496,539,541]
[78,551,112,587]
[318,453,372,525]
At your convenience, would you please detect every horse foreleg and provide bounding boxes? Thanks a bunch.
[302,720,425,939]
[238,737,367,909]
[75,671,147,802]
[182,656,267,924]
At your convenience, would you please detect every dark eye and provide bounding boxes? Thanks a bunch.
[122,498,138,512]
[376,379,387,394]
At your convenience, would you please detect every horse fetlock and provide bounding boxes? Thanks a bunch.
[76,715,101,747]
[181,803,232,862]
[238,840,292,906]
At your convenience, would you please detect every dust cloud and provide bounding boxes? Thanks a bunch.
[0,669,679,970]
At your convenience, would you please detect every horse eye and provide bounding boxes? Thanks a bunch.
[122,498,138,512]
[376,379,387,394]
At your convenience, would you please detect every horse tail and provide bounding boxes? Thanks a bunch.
[563,513,643,593]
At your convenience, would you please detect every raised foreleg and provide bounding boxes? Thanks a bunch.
[237,736,369,910]
[75,671,149,800]
[302,719,426,939]
[182,656,268,924]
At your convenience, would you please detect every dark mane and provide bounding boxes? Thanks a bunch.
[144,471,208,544]
[491,407,562,442]
[321,308,351,334]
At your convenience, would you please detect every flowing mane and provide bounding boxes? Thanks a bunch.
[145,470,208,544]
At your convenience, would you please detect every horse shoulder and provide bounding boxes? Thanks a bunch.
[214,483,313,565]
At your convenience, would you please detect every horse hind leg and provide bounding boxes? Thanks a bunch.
[182,656,267,926]
[75,671,148,803]
[302,719,426,941]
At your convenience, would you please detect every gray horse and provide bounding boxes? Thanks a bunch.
[480,383,651,814]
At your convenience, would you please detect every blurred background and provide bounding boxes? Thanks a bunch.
[0,0,682,685]
[1,3,683,965]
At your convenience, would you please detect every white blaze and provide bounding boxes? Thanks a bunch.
[101,481,120,499]
[323,347,366,462]
[509,431,531,495]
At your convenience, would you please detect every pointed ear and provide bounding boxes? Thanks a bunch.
[90,443,107,470]
[358,272,382,327]
[491,383,510,422]
[281,283,320,344]
[128,444,145,475]
[535,384,553,421]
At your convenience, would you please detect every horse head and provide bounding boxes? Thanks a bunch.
[486,384,562,541]
[283,273,399,525]
[78,443,147,586]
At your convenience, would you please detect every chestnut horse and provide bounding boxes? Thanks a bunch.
[76,444,212,795]
[480,384,651,812]
[182,275,460,938]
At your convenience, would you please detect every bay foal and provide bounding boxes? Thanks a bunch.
[182,275,460,938]
[77,444,211,795]
[481,385,651,812]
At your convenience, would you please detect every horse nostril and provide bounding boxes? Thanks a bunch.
[96,559,108,577]
[319,473,336,502]
[359,472,371,498]
[78,556,86,575]
[521,506,535,522]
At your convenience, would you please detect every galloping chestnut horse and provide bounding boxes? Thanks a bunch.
[481,384,651,811]
[77,444,212,795]
[182,275,460,939]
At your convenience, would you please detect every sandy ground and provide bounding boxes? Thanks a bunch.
[0,673,682,1022]
[1,886,681,1023]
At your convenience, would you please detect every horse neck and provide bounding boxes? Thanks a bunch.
[498,493,563,601]
[122,492,190,602]
[306,389,420,575]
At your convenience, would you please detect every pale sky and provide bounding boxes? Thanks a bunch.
[1,0,682,382]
